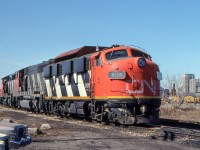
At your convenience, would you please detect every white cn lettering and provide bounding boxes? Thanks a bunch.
[126,80,156,95]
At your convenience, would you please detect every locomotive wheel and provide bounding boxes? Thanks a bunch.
[17,100,21,109]
[95,105,109,124]
[34,100,40,113]
[48,101,54,115]
[83,102,91,120]
[29,100,35,112]
[57,103,65,118]
[43,101,48,114]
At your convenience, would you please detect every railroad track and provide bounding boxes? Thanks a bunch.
[1,105,200,147]
[153,118,200,147]
[160,118,200,130]
[2,105,200,130]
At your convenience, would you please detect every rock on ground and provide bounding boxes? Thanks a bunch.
[39,123,52,131]
[28,128,39,136]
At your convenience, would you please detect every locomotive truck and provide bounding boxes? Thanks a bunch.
[0,45,162,125]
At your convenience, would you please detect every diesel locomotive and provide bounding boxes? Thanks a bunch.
[0,45,162,125]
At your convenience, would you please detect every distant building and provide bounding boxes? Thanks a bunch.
[162,73,199,97]
[189,78,200,94]
[182,74,195,94]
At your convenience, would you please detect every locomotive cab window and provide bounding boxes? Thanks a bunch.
[106,50,128,61]
[96,56,102,66]
[131,50,149,60]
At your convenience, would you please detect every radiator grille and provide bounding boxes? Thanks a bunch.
[17,127,24,138]
[5,139,9,150]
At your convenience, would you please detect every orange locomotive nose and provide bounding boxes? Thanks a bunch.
[90,45,162,124]
[121,55,161,97]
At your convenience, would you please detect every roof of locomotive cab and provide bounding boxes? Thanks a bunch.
[109,45,151,56]
[101,45,152,60]
[54,45,151,63]
[131,47,151,56]
[55,46,107,63]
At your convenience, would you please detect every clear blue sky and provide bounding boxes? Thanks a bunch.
[0,0,200,81]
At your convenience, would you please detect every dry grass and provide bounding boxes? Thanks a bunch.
[160,102,200,122]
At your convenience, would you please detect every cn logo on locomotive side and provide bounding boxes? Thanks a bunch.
[126,80,156,95]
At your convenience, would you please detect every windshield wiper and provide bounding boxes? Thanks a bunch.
[109,50,114,60]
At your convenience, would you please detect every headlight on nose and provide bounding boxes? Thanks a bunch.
[138,58,146,68]
[140,105,147,114]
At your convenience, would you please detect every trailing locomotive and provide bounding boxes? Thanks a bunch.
[0,45,162,125]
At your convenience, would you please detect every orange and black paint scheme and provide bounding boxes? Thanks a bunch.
[0,45,162,125]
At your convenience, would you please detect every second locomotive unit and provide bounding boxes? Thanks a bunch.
[0,45,162,125]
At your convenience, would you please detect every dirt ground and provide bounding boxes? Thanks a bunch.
[0,105,200,150]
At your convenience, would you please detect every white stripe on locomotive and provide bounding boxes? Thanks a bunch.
[64,75,73,96]
[77,73,87,96]
[54,76,62,99]
[27,76,32,93]
[31,74,36,92]
[37,73,42,92]
[45,79,52,97]
[88,70,91,79]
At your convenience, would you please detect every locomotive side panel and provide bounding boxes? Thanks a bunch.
[44,57,90,100]
[9,62,48,110]
[90,54,108,99]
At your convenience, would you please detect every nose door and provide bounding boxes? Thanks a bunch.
[90,55,104,99]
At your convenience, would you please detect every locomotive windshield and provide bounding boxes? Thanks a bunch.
[106,50,128,60]
[131,49,149,59]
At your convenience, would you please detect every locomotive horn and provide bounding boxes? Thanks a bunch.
[96,44,99,51]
